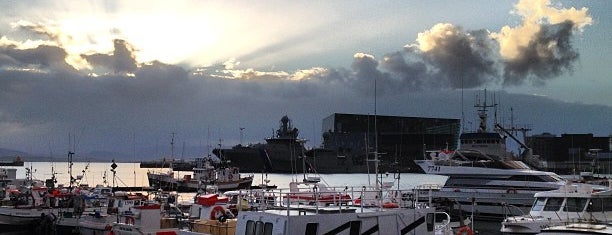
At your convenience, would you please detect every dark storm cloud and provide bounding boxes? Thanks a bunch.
[333,0,592,94]
[0,44,76,72]
[418,28,498,88]
[502,21,578,85]
[83,39,138,74]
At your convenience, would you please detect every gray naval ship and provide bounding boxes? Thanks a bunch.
[212,115,416,174]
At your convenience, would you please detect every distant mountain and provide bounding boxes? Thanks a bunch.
[0,147,29,158]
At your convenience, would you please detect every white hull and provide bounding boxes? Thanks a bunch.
[0,206,57,225]
[235,207,442,235]
[415,159,566,220]
[537,223,612,235]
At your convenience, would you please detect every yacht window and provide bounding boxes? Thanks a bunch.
[564,198,588,212]
[245,220,255,235]
[588,198,604,212]
[532,198,547,211]
[543,198,564,211]
[255,221,264,235]
[264,222,273,235]
[605,198,612,211]
[305,223,318,235]
[589,198,612,212]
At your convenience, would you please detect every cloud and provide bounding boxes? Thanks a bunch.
[344,0,592,92]
[83,39,138,74]
[494,0,592,85]
[0,0,604,157]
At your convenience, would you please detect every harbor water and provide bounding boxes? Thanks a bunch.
[4,162,505,234]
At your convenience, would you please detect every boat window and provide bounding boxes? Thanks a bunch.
[532,198,547,211]
[564,198,588,212]
[350,221,361,235]
[506,175,562,182]
[245,220,255,235]
[264,222,273,235]
[605,198,612,211]
[427,213,434,232]
[588,198,612,212]
[543,197,563,211]
[255,221,264,235]
[305,223,318,235]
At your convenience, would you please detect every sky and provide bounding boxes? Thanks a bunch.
[0,0,611,159]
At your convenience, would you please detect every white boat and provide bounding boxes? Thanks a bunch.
[108,203,181,235]
[78,191,154,235]
[229,185,456,235]
[415,153,567,220]
[415,91,568,220]
[537,223,612,235]
[501,183,612,234]
[147,157,254,192]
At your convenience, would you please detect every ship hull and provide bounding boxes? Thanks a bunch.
[216,146,415,173]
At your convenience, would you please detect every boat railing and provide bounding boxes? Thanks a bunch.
[234,185,437,215]
[502,202,528,220]
[434,211,452,233]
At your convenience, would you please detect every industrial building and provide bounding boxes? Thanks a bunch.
[318,113,460,172]
[527,133,612,174]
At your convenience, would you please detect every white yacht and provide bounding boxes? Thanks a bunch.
[415,92,567,220]
[501,183,612,234]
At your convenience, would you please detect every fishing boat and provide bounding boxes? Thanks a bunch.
[501,183,612,234]
[147,157,254,192]
[107,203,181,235]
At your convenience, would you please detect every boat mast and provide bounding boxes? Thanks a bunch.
[170,132,176,160]
[475,89,496,133]
[68,133,75,191]
[374,75,380,190]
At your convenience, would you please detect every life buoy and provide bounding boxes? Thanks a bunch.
[228,174,233,180]
[124,216,135,224]
[506,188,517,194]
[210,206,226,220]
[456,226,473,235]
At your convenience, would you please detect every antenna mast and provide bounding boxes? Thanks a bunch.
[374,75,380,189]
[474,89,496,133]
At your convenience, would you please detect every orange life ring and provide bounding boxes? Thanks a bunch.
[506,188,517,194]
[124,216,135,224]
[456,226,473,235]
[210,206,226,220]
